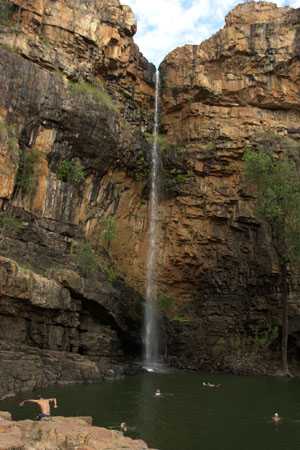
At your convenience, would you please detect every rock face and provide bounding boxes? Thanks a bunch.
[0,413,153,449]
[1,0,300,390]
[0,0,154,398]
[0,255,143,397]
[156,1,300,372]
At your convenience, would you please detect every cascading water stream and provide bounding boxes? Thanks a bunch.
[144,70,161,371]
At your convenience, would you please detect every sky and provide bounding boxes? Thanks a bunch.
[122,0,299,66]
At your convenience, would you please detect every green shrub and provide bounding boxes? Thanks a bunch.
[0,119,6,140]
[16,149,40,195]
[144,132,184,155]
[158,293,173,312]
[75,242,98,277]
[0,213,24,234]
[0,118,18,154]
[57,160,85,185]
[253,324,279,349]
[0,0,15,26]
[69,80,118,112]
[171,315,192,324]
[101,216,117,250]
[104,265,118,283]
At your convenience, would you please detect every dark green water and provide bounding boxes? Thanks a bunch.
[1,372,300,450]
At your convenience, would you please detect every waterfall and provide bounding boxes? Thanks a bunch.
[144,70,161,370]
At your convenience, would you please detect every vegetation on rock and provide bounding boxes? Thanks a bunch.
[101,216,117,251]
[0,118,18,154]
[57,159,85,185]
[244,135,300,375]
[0,212,24,248]
[104,264,118,283]
[74,241,98,278]
[158,293,192,325]
[16,149,40,196]
[69,80,118,112]
[0,0,15,26]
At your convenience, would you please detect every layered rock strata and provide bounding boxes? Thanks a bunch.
[157,1,300,372]
[0,0,154,397]
[1,0,300,388]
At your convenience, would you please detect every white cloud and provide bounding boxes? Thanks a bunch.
[121,0,300,66]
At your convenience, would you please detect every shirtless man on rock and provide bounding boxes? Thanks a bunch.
[20,397,58,420]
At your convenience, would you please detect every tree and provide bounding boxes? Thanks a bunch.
[244,137,300,375]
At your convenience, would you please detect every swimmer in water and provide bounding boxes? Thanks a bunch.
[155,389,161,397]
[120,422,128,432]
[203,382,221,388]
[272,412,281,423]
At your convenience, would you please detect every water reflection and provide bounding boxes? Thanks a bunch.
[1,372,300,450]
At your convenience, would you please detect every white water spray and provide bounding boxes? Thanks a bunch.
[144,70,161,370]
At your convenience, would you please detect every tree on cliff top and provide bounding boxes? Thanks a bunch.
[244,138,300,376]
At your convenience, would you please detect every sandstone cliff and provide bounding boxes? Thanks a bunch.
[0,0,155,397]
[1,0,300,392]
[157,1,300,372]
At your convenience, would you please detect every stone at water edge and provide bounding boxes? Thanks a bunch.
[0,413,156,450]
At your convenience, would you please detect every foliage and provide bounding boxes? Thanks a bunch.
[171,315,192,324]
[161,141,191,193]
[136,131,191,192]
[57,159,85,185]
[253,324,279,349]
[101,216,117,250]
[69,80,118,112]
[131,149,149,181]
[0,0,15,25]
[16,149,40,196]
[0,118,18,154]
[243,144,300,263]
[0,213,23,234]
[104,265,118,283]
[144,132,171,153]
[0,212,24,249]
[244,134,300,374]
[75,242,98,278]
[157,293,192,325]
[158,293,173,312]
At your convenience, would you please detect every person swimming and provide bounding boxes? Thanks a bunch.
[120,422,128,432]
[272,412,281,423]
[155,389,161,397]
[203,382,221,388]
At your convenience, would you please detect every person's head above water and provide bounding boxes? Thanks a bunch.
[272,412,281,422]
[120,422,127,431]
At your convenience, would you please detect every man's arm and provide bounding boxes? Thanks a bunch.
[19,399,39,407]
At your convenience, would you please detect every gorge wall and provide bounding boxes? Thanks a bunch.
[0,0,155,397]
[158,1,300,373]
[1,0,300,399]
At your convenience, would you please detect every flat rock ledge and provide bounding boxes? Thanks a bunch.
[0,412,154,450]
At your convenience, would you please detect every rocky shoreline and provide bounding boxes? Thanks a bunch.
[0,411,154,450]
